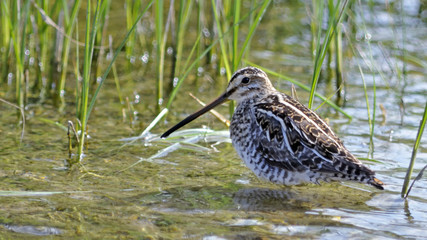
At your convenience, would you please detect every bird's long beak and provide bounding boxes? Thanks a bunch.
[161,92,229,138]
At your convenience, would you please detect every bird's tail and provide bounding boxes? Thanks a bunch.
[369,177,384,190]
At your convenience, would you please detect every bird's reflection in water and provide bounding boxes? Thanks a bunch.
[233,186,374,212]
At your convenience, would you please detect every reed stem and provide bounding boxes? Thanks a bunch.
[401,102,427,197]
[308,0,349,109]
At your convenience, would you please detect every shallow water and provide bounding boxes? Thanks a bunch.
[1,1,426,239]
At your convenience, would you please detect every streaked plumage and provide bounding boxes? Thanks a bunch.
[162,67,384,190]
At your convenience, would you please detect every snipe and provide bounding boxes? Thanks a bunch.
[161,67,384,190]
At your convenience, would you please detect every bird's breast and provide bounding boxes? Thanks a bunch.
[229,102,258,158]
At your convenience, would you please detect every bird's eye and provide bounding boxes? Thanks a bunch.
[241,77,250,84]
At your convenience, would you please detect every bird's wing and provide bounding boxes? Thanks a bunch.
[251,94,366,174]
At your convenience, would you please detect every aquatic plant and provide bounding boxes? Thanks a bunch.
[401,102,427,198]
[309,0,350,109]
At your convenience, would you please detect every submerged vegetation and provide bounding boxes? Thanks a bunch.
[0,1,426,237]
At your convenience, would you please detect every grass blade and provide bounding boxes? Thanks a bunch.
[155,0,165,111]
[211,0,231,78]
[401,101,427,198]
[308,0,350,109]
[236,0,271,67]
[86,1,154,123]
[76,0,103,159]
[232,0,241,70]
[404,165,427,199]
[56,0,81,107]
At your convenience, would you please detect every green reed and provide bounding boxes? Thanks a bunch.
[125,0,141,61]
[2,0,31,109]
[232,1,241,71]
[165,34,203,111]
[35,0,62,100]
[182,0,270,101]
[308,0,350,109]
[32,0,49,96]
[211,0,231,78]
[87,1,155,141]
[344,29,377,155]
[163,1,269,108]
[396,1,426,197]
[155,0,165,111]
[212,0,271,115]
[363,34,377,155]
[19,1,31,108]
[401,102,427,198]
[237,1,270,67]
[86,1,154,123]
[171,0,193,81]
[353,0,391,154]
[56,0,81,107]
[0,0,11,85]
[210,0,271,78]
[71,0,115,160]
[75,0,101,160]
[194,0,204,83]
[1,0,82,108]
[343,5,388,156]
[92,0,112,83]
[109,36,124,109]
[311,0,323,61]
[328,0,344,105]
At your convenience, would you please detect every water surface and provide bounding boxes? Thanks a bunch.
[1,1,426,239]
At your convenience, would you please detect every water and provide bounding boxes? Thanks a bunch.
[1,1,426,239]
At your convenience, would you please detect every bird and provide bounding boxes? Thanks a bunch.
[161,67,384,190]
